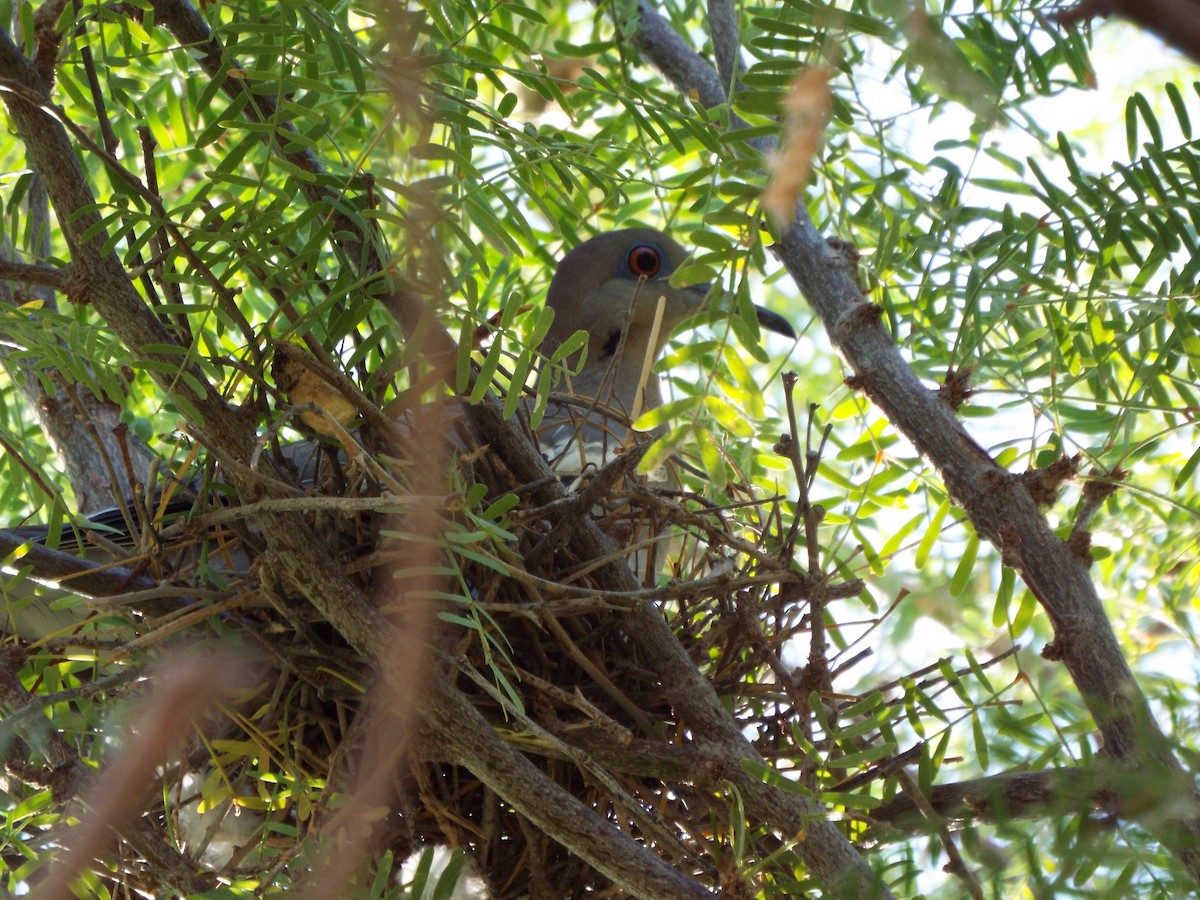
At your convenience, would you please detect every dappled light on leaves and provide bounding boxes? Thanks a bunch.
[0,0,1198,897]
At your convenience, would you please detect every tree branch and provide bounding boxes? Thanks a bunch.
[0,29,232,428]
[771,182,1200,880]
[867,767,1103,837]
[706,0,742,97]
[1056,0,1200,64]
[0,257,72,292]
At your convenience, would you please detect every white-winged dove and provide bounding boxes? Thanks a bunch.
[535,227,794,472]
[1,228,794,639]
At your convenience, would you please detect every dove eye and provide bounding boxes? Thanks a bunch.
[627,245,662,278]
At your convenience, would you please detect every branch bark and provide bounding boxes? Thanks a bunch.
[0,257,72,291]
[868,767,1102,836]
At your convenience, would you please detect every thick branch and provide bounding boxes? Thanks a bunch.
[706,0,741,95]
[633,0,725,106]
[0,33,229,426]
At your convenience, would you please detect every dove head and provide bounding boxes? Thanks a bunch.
[543,228,709,416]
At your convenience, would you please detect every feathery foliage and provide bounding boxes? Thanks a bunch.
[0,0,1198,897]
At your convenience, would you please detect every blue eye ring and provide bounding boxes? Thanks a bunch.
[626,244,663,278]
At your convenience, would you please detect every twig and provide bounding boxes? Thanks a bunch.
[0,257,73,291]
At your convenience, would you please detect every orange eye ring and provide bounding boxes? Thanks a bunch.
[627,245,662,278]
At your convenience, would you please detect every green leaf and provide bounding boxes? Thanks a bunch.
[915,498,950,569]
[972,713,989,771]
[741,758,813,797]
[949,530,979,596]
[1011,588,1039,638]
